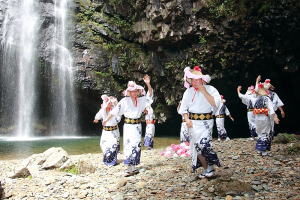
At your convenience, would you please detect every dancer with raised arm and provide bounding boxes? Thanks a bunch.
[237,85,257,140]
[103,75,153,176]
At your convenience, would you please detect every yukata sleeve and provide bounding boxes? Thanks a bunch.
[94,109,104,120]
[274,93,284,107]
[267,98,275,116]
[178,89,190,115]
[110,98,125,117]
[238,93,250,106]
[145,90,154,105]
[209,86,222,109]
[225,106,231,116]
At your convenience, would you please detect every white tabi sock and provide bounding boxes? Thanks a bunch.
[206,165,214,173]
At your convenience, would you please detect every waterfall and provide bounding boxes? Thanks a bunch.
[0,0,39,138]
[0,0,78,137]
[50,0,77,136]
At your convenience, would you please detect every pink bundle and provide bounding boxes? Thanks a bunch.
[160,142,191,157]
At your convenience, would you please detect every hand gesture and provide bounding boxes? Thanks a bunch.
[197,84,206,93]
[274,116,280,124]
[230,117,234,122]
[237,86,242,93]
[281,111,285,118]
[256,75,261,83]
[93,119,99,123]
[102,120,107,126]
[186,119,193,128]
[143,75,151,84]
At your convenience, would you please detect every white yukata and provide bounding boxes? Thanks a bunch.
[110,92,153,166]
[178,86,222,172]
[253,95,275,152]
[269,91,284,138]
[180,115,190,143]
[214,103,231,140]
[95,108,121,166]
[238,93,258,137]
[144,106,156,148]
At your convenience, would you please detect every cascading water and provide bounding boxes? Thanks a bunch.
[0,0,78,138]
[0,0,39,138]
[50,0,77,136]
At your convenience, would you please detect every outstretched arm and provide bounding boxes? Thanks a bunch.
[143,75,153,97]
[256,75,261,86]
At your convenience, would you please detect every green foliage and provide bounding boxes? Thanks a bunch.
[199,36,207,44]
[27,175,32,179]
[273,133,298,144]
[61,165,79,175]
[287,142,300,155]
[207,0,247,18]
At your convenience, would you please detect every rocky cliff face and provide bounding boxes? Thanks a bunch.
[72,0,299,123]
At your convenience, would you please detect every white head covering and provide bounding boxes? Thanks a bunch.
[101,95,118,108]
[183,66,211,88]
[123,81,146,96]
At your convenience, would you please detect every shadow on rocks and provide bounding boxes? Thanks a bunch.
[0,181,4,200]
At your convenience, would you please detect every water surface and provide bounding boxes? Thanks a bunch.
[0,136,179,160]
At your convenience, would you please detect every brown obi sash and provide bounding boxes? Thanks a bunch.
[182,119,186,122]
[215,114,225,118]
[146,120,156,124]
[248,108,254,112]
[103,125,118,131]
[124,117,142,124]
[189,112,213,120]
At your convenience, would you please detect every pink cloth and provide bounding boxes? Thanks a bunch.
[160,142,191,157]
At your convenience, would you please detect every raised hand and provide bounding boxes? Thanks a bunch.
[237,86,242,93]
[143,74,151,84]
[256,75,261,84]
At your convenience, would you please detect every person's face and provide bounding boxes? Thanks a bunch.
[191,78,203,88]
[129,90,138,98]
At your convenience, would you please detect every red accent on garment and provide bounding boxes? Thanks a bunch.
[192,87,198,102]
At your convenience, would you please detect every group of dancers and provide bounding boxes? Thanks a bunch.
[93,66,284,178]
[93,75,155,176]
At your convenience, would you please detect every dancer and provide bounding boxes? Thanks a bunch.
[178,101,190,143]
[178,66,221,178]
[103,75,153,176]
[263,79,285,138]
[253,80,280,156]
[144,105,156,150]
[237,85,257,140]
[94,95,120,166]
[214,95,234,141]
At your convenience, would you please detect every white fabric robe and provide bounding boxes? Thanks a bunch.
[144,106,155,148]
[178,86,221,171]
[214,103,231,139]
[238,93,257,137]
[253,95,275,152]
[269,91,284,137]
[110,92,153,166]
[95,108,121,166]
[180,116,190,143]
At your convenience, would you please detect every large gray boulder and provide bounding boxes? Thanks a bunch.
[10,147,69,178]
